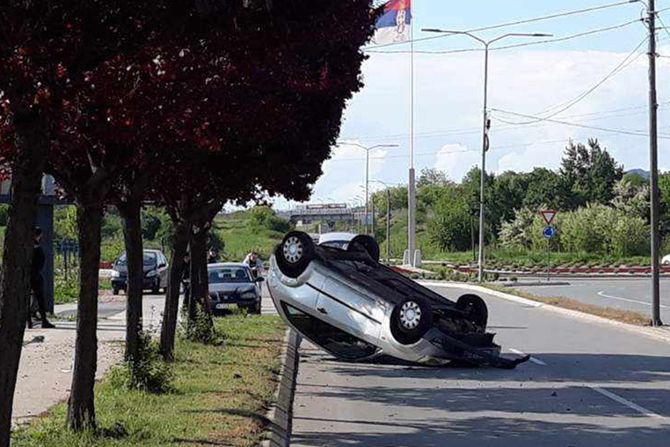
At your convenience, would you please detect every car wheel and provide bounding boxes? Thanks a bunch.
[275,231,316,278]
[456,294,488,329]
[113,288,119,296]
[151,280,160,295]
[347,235,380,263]
[390,296,433,345]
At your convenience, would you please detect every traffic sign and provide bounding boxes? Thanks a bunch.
[540,210,557,226]
[543,226,556,239]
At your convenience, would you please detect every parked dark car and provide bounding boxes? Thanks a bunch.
[208,263,264,315]
[111,249,169,295]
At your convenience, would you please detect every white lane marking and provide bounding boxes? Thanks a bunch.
[597,291,670,309]
[589,386,665,419]
[509,348,547,366]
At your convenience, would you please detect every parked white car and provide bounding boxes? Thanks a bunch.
[268,231,528,368]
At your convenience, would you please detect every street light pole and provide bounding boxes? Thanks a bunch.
[647,0,663,326]
[422,29,551,282]
[336,142,399,235]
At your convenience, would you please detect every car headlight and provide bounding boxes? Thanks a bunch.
[111,270,120,278]
[145,270,158,278]
[241,292,257,300]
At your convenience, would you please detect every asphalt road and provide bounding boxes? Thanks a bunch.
[512,277,670,322]
[291,285,670,447]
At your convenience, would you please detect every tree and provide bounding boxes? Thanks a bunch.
[156,0,378,360]
[418,168,449,188]
[0,1,178,439]
[611,178,649,220]
[521,168,569,211]
[427,186,472,252]
[560,139,623,209]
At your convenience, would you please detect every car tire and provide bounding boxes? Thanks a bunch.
[456,294,488,329]
[151,280,160,295]
[347,235,380,263]
[390,296,433,345]
[275,231,316,278]
[113,288,119,296]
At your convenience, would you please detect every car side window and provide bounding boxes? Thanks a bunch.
[281,303,378,361]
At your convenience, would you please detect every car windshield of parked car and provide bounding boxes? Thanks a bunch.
[116,253,157,266]
[209,267,252,284]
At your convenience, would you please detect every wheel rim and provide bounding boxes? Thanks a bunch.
[283,236,304,264]
[399,301,422,330]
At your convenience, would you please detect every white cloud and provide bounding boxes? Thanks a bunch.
[283,46,668,205]
[434,143,480,181]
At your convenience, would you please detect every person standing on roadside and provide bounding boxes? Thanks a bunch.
[28,227,55,329]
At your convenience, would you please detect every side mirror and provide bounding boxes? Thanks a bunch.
[255,277,265,283]
[159,263,167,268]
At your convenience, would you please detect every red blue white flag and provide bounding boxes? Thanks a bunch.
[373,0,412,45]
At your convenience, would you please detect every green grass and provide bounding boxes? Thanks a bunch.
[214,216,284,261]
[12,315,286,447]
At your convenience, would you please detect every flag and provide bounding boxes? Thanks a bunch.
[373,0,412,45]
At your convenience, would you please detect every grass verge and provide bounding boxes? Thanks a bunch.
[485,284,652,327]
[12,315,286,447]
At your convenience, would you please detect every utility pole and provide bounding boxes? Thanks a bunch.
[648,0,663,326]
[422,29,551,282]
[386,189,391,263]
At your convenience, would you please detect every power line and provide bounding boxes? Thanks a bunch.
[366,0,641,50]
[343,103,667,143]
[510,36,649,124]
[491,108,670,138]
[367,19,643,55]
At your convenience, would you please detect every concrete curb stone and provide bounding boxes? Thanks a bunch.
[261,328,302,447]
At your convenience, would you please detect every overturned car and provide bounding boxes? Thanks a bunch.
[268,231,529,369]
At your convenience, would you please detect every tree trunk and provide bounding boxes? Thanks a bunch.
[159,222,189,361]
[0,110,47,447]
[118,200,143,362]
[188,227,210,321]
[66,204,103,431]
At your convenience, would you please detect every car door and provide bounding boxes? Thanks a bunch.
[314,277,385,342]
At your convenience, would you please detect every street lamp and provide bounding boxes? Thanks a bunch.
[422,29,551,282]
[336,142,399,235]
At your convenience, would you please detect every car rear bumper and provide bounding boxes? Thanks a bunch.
[111,277,158,290]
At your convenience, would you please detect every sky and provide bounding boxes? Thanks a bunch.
[272,0,670,209]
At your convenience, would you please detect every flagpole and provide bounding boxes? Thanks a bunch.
[407,2,417,267]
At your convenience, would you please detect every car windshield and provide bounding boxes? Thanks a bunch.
[209,267,251,283]
[116,253,157,266]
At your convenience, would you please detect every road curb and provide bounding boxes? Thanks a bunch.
[421,281,670,344]
[261,328,302,447]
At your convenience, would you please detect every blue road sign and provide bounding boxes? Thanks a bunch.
[543,226,556,239]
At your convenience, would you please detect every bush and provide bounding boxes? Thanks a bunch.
[54,272,79,304]
[611,215,649,257]
[181,301,221,345]
[249,206,290,233]
[560,204,616,254]
[110,331,174,394]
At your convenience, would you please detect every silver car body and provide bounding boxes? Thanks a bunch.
[268,254,453,364]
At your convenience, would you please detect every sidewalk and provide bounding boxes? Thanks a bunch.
[12,295,165,426]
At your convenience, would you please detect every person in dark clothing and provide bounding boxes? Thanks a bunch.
[181,252,191,309]
[28,227,54,329]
